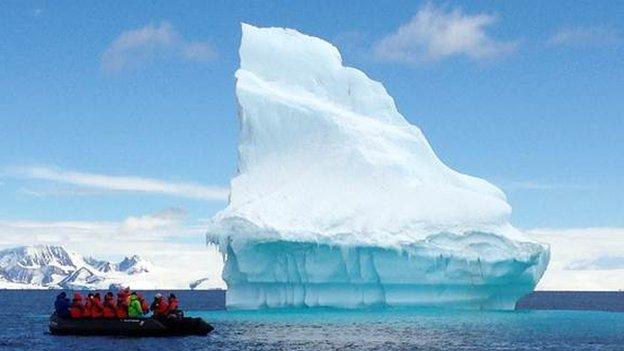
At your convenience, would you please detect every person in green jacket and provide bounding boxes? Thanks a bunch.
[127,292,144,318]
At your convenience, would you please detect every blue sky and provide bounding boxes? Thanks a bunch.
[1,0,623,248]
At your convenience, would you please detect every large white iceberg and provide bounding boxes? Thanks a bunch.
[207,23,549,310]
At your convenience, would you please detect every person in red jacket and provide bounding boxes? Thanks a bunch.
[102,292,117,318]
[116,293,128,318]
[82,293,93,318]
[69,292,84,318]
[137,293,149,315]
[150,293,168,317]
[115,287,130,318]
[90,293,104,318]
[167,293,179,313]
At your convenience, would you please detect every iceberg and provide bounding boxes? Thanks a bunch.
[207,23,549,310]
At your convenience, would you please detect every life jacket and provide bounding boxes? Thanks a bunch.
[69,303,83,318]
[90,296,104,318]
[69,293,84,318]
[115,298,128,318]
[153,298,169,316]
[82,298,92,318]
[103,296,116,318]
[167,298,179,313]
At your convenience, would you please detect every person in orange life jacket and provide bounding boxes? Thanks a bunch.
[82,293,93,318]
[150,293,169,317]
[69,292,85,318]
[167,293,179,314]
[115,291,129,318]
[102,292,117,318]
[90,292,104,318]
[137,293,149,314]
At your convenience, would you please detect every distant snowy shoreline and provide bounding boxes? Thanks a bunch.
[0,245,220,290]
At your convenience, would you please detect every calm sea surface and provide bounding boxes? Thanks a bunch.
[3,290,624,351]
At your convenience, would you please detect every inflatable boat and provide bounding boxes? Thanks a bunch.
[49,313,214,336]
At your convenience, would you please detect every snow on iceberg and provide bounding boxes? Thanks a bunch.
[207,23,549,310]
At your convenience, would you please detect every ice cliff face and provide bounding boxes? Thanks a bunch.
[207,23,549,309]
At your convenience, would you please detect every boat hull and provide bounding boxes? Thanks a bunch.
[49,314,213,336]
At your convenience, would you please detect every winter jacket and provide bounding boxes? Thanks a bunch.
[69,303,83,318]
[82,298,92,318]
[127,295,143,318]
[54,293,71,318]
[103,296,116,318]
[69,293,84,318]
[90,296,104,318]
[151,298,169,316]
[116,298,128,318]
[167,298,179,313]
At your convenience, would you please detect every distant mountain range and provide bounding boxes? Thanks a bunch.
[0,245,216,290]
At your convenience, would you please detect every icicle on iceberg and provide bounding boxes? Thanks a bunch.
[206,23,549,310]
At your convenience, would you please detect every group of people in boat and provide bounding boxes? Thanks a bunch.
[54,287,181,319]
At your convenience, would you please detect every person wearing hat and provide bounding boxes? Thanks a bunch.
[115,292,129,318]
[69,292,85,318]
[150,292,162,311]
[150,293,169,317]
[102,292,117,318]
[90,293,104,318]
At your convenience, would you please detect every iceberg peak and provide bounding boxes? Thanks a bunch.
[213,24,518,247]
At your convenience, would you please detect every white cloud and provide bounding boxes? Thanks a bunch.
[101,21,216,72]
[7,166,229,201]
[18,186,111,197]
[121,207,187,232]
[527,227,624,291]
[0,208,194,245]
[182,41,217,62]
[566,256,624,271]
[374,3,516,63]
[0,219,118,244]
[549,26,621,47]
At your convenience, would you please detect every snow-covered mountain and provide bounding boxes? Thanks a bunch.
[0,245,160,290]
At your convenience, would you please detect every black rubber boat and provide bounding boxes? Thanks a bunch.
[49,313,214,336]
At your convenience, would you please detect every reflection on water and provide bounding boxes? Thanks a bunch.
[196,307,624,350]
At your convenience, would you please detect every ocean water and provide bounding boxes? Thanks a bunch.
[3,290,624,351]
